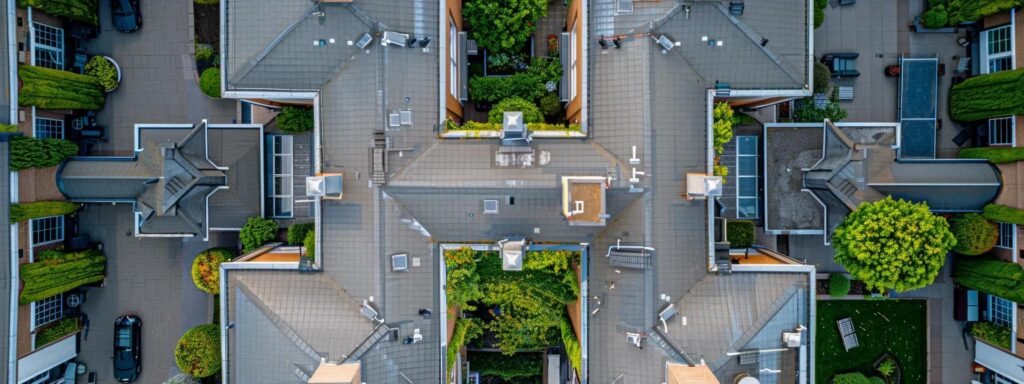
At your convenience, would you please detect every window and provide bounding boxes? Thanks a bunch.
[735,136,760,218]
[996,222,1014,249]
[33,294,62,329]
[34,117,64,139]
[984,25,1013,74]
[449,18,458,97]
[30,216,64,246]
[988,295,1013,327]
[32,22,64,70]
[569,22,578,101]
[989,117,1014,146]
[266,135,293,218]
[993,372,1021,384]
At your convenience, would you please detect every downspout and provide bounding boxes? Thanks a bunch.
[7,0,16,124]
[5,1,17,377]
[437,0,446,131]
[219,265,229,384]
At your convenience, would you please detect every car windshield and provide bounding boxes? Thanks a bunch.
[116,327,131,348]
[112,0,132,16]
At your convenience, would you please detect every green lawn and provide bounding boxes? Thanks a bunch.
[816,300,927,384]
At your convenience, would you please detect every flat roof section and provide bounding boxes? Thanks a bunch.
[764,125,824,233]
[898,57,938,159]
[562,176,608,226]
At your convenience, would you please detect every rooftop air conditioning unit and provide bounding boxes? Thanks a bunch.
[686,173,723,199]
[307,174,343,200]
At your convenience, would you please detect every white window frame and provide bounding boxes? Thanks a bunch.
[569,22,578,101]
[31,294,63,330]
[268,135,294,218]
[30,216,64,247]
[989,117,1015,146]
[34,117,64,139]
[988,295,1014,327]
[982,24,1014,74]
[993,372,1020,384]
[31,22,64,70]
[735,136,760,219]
[997,222,1015,249]
[449,17,458,97]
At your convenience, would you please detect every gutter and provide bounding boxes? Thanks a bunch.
[6,0,17,376]
[219,263,228,384]
[7,0,16,124]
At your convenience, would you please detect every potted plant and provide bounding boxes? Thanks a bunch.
[885,64,901,77]
[84,56,121,92]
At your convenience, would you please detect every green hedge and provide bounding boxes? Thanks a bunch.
[10,136,78,170]
[726,220,754,248]
[955,258,1024,303]
[191,248,233,294]
[950,213,998,256]
[971,321,1013,349]
[10,201,80,223]
[287,223,314,245]
[983,203,1024,225]
[303,231,315,260]
[560,316,582,375]
[445,119,581,132]
[34,316,80,348]
[277,106,314,133]
[468,352,542,381]
[199,68,221,98]
[959,147,1024,164]
[950,68,1024,122]
[833,373,872,384]
[814,0,826,28]
[0,124,17,133]
[488,97,544,124]
[175,324,221,378]
[193,0,219,4]
[447,317,483,373]
[84,56,119,92]
[20,249,105,304]
[922,0,1023,28]
[829,273,851,298]
[469,73,548,103]
[240,217,278,253]
[18,0,98,25]
[19,65,105,110]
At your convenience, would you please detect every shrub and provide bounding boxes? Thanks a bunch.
[959,147,1024,164]
[833,373,872,384]
[712,102,734,156]
[970,321,1013,349]
[936,0,1024,26]
[832,197,955,293]
[488,97,544,124]
[876,357,897,378]
[84,56,118,92]
[813,0,827,28]
[794,94,848,123]
[949,213,997,256]
[20,249,106,304]
[19,65,105,110]
[17,0,98,25]
[950,68,1024,122]
[0,124,18,133]
[10,136,78,170]
[955,258,1024,303]
[983,203,1024,225]
[713,164,728,179]
[813,61,832,93]
[726,220,754,248]
[469,74,547,104]
[868,377,887,384]
[447,317,483,373]
[287,223,314,245]
[446,120,580,132]
[10,201,80,223]
[922,5,949,28]
[277,106,314,133]
[34,316,80,348]
[175,324,221,378]
[468,352,543,380]
[560,316,581,374]
[195,44,215,64]
[539,92,563,120]
[240,217,278,253]
[199,68,221,98]
[829,273,851,298]
[464,0,548,53]
[163,373,201,384]
[191,248,233,294]
[526,57,563,85]
[303,231,316,259]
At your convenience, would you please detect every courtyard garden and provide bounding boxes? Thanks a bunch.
[445,246,582,382]
[816,300,927,384]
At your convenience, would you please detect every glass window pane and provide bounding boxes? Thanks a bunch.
[737,136,758,155]
[738,177,757,197]
[738,157,757,175]
[737,198,758,218]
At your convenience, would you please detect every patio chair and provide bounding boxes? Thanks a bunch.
[837,86,854,101]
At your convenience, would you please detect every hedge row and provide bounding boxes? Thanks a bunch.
[468,352,542,381]
[20,249,105,304]
[10,136,78,170]
[469,73,548,103]
[18,0,98,25]
[447,317,482,373]
[560,316,582,375]
[175,324,221,378]
[35,316,80,348]
[303,231,315,260]
[190,248,233,294]
[19,65,105,110]
[445,119,581,132]
[10,201,80,223]
[921,0,1023,28]
[983,203,1024,225]
[954,258,1024,303]
[959,147,1024,164]
[950,68,1024,122]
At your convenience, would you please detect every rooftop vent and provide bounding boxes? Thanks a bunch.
[483,199,499,214]
[498,237,526,271]
[307,174,344,199]
[686,173,723,199]
[500,112,531,147]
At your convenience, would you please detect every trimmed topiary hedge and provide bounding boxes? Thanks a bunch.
[829,273,851,298]
[19,65,105,110]
[20,249,105,304]
[191,248,233,294]
[950,68,1024,122]
[468,351,543,381]
[959,147,1024,164]
[240,217,278,253]
[199,68,221,98]
[955,258,1024,303]
[488,97,544,124]
[983,203,1024,225]
[726,220,755,248]
[34,316,80,348]
[18,0,98,25]
[560,316,582,375]
[10,201,80,223]
[950,213,998,256]
[287,223,314,245]
[10,136,78,170]
[277,106,314,133]
[469,73,548,104]
[175,324,221,378]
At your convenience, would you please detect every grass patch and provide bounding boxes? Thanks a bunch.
[816,300,927,384]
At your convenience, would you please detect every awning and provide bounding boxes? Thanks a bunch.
[17,334,76,383]
[975,340,1024,384]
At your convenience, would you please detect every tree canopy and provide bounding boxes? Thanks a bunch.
[464,0,548,53]
[832,197,955,293]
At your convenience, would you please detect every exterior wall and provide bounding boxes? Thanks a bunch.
[1017,10,1024,70]
[445,0,464,122]
[1018,306,1024,357]
[728,96,795,110]
[564,0,583,123]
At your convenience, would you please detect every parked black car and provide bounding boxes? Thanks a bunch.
[112,315,141,383]
[111,0,141,32]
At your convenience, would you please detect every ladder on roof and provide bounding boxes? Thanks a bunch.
[371,133,387,185]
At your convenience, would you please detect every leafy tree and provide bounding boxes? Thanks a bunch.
[464,0,548,53]
[239,217,278,253]
[828,273,851,298]
[488,97,544,124]
[813,61,832,93]
[949,213,997,256]
[539,92,563,120]
[277,106,314,133]
[175,324,221,378]
[922,4,949,28]
[446,247,483,310]
[832,197,955,293]
[190,248,233,294]
[287,223,314,245]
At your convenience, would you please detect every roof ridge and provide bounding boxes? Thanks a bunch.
[729,283,801,353]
